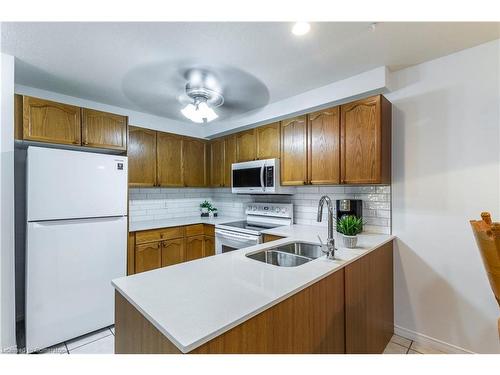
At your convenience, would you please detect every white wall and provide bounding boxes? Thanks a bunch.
[14,85,205,139]
[386,39,500,353]
[0,52,17,352]
[203,66,389,138]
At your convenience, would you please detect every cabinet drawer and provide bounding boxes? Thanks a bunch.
[185,224,204,237]
[203,224,215,236]
[135,226,185,244]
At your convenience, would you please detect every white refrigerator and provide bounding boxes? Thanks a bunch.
[25,146,128,353]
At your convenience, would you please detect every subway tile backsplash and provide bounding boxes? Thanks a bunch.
[129,185,391,234]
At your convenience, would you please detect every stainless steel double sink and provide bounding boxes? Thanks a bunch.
[246,242,324,267]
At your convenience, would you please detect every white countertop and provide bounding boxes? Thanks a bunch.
[113,225,394,353]
[129,216,244,232]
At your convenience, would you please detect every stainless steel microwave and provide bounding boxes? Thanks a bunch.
[231,158,291,194]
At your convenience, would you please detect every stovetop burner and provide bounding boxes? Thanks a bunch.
[221,220,282,233]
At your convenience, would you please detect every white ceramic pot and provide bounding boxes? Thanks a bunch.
[201,207,209,214]
[343,235,358,248]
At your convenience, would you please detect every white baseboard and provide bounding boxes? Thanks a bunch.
[394,325,475,354]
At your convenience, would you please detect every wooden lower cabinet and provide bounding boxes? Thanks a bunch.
[262,234,284,243]
[135,242,161,274]
[204,236,215,257]
[161,238,185,267]
[130,224,216,274]
[185,235,205,261]
[345,241,394,353]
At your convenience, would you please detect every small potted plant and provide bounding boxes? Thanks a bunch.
[200,200,212,217]
[337,215,363,248]
[209,205,218,218]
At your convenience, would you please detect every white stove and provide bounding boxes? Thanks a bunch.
[215,203,293,254]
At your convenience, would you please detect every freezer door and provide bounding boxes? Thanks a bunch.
[27,146,127,221]
[25,216,126,353]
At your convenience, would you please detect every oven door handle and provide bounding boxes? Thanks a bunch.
[215,229,259,241]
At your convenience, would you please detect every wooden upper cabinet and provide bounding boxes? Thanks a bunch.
[185,235,205,261]
[236,129,257,162]
[128,126,157,187]
[183,137,207,187]
[308,107,340,185]
[280,115,308,185]
[209,138,225,187]
[135,242,161,274]
[224,134,237,187]
[161,238,185,267]
[157,132,184,187]
[256,122,280,160]
[81,108,127,150]
[21,96,81,145]
[340,95,391,184]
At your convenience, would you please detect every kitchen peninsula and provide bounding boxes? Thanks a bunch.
[112,226,395,354]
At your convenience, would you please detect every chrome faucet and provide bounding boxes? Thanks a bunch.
[317,195,336,259]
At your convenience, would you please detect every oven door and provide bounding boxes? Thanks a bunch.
[215,229,261,254]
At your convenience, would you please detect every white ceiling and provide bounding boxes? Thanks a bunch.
[2,22,500,125]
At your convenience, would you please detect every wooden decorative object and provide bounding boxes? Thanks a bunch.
[470,212,500,338]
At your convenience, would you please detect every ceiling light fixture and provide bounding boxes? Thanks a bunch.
[180,76,224,124]
[292,22,311,36]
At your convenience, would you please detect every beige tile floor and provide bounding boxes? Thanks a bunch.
[383,334,447,354]
[38,328,443,354]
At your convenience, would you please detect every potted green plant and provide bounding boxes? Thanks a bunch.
[200,200,212,217]
[336,215,363,248]
[209,205,218,218]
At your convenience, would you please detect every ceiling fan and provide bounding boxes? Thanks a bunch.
[180,69,224,123]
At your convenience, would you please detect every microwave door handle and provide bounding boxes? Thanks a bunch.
[260,165,265,190]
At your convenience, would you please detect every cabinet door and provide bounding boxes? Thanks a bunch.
[135,242,161,273]
[185,235,205,261]
[280,116,308,185]
[157,132,184,187]
[341,96,382,184]
[224,134,237,187]
[204,236,215,257]
[128,126,157,187]
[81,108,127,150]
[209,138,225,187]
[161,238,185,267]
[345,241,393,353]
[236,129,257,162]
[22,96,81,145]
[308,107,340,185]
[183,138,207,187]
[256,122,280,160]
